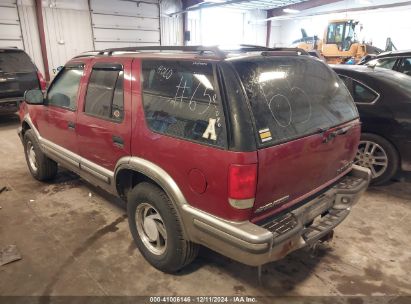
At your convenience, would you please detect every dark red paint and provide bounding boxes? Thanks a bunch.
[21,55,361,223]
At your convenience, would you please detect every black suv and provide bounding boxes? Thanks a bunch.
[0,48,46,115]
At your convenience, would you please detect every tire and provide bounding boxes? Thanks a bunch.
[23,129,58,181]
[127,182,199,273]
[355,133,399,185]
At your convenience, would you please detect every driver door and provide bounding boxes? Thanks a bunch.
[37,62,86,156]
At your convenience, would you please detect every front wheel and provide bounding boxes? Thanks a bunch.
[127,182,199,273]
[355,133,399,185]
[23,129,58,181]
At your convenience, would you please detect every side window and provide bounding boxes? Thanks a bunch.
[339,75,378,104]
[84,65,124,121]
[353,81,378,104]
[339,74,353,93]
[142,60,227,148]
[375,58,397,70]
[398,58,411,75]
[47,67,83,110]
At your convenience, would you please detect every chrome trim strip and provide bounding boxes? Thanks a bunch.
[80,157,113,184]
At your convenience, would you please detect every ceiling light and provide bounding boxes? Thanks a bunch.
[283,8,300,14]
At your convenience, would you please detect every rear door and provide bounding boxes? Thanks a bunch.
[232,56,360,220]
[76,58,132,171]
[0,49,39,100]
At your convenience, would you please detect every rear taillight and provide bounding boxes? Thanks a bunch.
[228,164,257,209]
[37,70,47,91]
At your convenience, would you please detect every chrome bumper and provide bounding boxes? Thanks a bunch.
[182,165,371,266]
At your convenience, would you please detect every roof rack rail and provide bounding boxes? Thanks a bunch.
[268,47,309,55]
[97,45,226,58]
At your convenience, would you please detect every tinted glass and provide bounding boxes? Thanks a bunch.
[353,81,378,103]
[47,68,83,110]
[367,58,397,70]
[85,69,124,121]
[399,58,411,75]
[233,57,358,146]
[339,75,378,104]
[142,60,227,148]
[0,51,36,73]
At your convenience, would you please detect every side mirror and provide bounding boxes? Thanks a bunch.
[24,89,44,105]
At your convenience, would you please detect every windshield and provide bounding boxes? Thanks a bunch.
[232,56,358,146]
[0,51,36,73]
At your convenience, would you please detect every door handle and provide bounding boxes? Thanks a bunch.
[68,121,75,130]
[112,135,124,148]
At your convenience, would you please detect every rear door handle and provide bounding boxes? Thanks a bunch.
[68,121,75,130]
[112,135,124,148]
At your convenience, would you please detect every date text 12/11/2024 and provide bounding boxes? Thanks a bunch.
[149,296,258,303]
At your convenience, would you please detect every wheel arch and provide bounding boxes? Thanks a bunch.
[114,157,189,238]
[361,131,401,164]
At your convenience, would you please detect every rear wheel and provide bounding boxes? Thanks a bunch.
[23,129,57,181]
[127,182,199,273]
[355,133,399,185]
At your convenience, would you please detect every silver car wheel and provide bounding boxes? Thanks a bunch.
[136,203,167,256]
[26,140,38,173]
[355,140,388,178]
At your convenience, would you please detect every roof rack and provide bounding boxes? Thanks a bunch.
[267,47,309,55]
[74,45,309,59]
[97,45,226,58]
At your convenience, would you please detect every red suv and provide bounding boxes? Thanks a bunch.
[18,46,370,273]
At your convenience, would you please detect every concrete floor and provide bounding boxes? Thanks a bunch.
[1,114,410,298]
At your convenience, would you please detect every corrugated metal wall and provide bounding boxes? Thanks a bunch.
[42,0,93,77]
[160,0,183,46]
[1,0,184,78]
[0,0,24,49]
[90,0,161,49]
[17,0,44,75]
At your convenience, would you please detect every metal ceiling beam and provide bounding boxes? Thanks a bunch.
[268,0,342,17]
[266,0,411,20]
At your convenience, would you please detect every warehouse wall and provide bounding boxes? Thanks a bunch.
[89,0,160,49]
[1,0,183,80]
[186,8,266,46]
[42,0,93,77]
[270,0,411,50]
[160,0,183,46]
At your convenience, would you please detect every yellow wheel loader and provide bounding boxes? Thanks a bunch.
[292,19,382,64]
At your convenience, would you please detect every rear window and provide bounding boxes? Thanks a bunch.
[142,60,227,148]
[232,56,358,146]
[0,50,36,73]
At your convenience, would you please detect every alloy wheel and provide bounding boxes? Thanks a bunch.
[355,140,388,178]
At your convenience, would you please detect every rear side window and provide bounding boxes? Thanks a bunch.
[339,75,379,104]
[0,50,36,73]
[233,57,358,146]
[47,67,83,110]
[84,65,124,121]
[142,60,227,148]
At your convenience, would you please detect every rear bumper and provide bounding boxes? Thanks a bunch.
[182,165,371,266]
